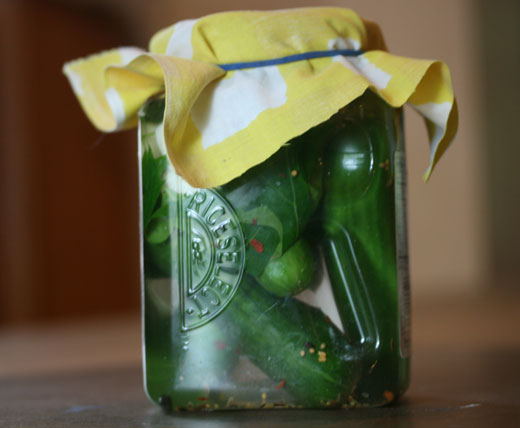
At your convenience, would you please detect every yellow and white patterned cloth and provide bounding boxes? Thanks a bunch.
[63,7,457,188]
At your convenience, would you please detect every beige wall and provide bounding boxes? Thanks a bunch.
[479,0,520,287]
[120,0,487,296]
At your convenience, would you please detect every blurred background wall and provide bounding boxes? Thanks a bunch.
[1,0,518,324]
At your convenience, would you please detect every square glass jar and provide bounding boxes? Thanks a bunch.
[138,90,410,411]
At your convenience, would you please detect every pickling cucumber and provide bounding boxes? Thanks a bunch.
[225,275,361,407]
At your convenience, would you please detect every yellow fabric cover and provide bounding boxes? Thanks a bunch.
[63,7,457,188]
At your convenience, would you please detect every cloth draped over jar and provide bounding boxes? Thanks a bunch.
[63,7,458,188]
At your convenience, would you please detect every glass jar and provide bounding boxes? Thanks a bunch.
[138,89,410,411]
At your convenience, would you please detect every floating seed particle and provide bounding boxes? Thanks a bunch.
[309,347,316,354]
[318,351,327,362]
[205,403,211,409]
[261,392,267,400]
[291,169,298,177]
[320,343,326,350]
[300,350,305,357]
[383,391,395,402]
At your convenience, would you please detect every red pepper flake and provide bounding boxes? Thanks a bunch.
[252,218,257,226]
[275,379,286,389]
[215,340,227,350]
[250,238,264,253]
[383,391,395,402]
[197,396,208,401]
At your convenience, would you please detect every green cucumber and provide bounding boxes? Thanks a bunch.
[258,238,316,297]
[220,137,321,279]
[321,91,405,403]
[225,275,360,407]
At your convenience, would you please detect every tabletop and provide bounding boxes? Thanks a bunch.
[1,290,519,427]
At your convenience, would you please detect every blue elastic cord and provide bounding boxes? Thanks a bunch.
[217,48,363,71]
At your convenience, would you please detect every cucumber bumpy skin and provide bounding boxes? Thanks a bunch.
[224,275,361,408]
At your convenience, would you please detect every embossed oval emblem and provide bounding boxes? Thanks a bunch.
[178,187,245,331]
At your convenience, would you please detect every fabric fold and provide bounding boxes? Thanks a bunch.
[63,7,458,188]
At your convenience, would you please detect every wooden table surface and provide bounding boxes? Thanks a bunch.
[1,290,519,427]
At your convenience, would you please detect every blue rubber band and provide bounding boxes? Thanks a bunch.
[217,49,363,71]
